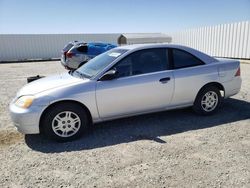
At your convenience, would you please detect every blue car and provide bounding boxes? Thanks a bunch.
[61,41,117,70]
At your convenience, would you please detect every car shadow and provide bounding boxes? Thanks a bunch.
[25,98,250,153]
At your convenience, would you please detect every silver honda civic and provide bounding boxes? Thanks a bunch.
[9,44,241,141]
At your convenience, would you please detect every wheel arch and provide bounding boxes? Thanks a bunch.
[39,100,93,133]
[196,82,225,100]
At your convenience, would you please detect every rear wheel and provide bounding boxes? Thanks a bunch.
[41,102,89,142]
[193,86,222,115]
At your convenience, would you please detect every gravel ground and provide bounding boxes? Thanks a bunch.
[0,61,249,188]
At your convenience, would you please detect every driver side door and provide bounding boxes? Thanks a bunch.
[96,48,174,119]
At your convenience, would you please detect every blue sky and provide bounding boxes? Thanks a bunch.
[0,0,249,34]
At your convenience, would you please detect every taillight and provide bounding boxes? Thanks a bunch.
[66,52,74,58]
[235,67,241,77]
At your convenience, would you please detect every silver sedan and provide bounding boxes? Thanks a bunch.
[9,44,242,141]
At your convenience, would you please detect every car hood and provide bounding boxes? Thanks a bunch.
[17,72,85,96]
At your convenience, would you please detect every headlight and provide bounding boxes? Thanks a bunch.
[15,95,34,108]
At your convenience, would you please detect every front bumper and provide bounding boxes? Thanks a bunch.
[9,103,46,134]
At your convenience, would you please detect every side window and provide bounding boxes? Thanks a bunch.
[172,49,204,69]
[77,45,88,53]
[114,48,168,78]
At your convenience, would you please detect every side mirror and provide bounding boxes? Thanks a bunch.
[99,69,117,81]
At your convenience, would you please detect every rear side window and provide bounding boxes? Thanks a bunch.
[172,49,204,69]
[77,45,88,53]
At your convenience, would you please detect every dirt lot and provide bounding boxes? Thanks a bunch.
[0,61,249,188]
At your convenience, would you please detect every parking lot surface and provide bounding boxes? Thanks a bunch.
[0,61,249,187]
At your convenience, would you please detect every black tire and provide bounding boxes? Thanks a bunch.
[41,102,89,142]
[193,86,222,115]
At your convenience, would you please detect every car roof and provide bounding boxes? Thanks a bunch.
[116,43,218,64]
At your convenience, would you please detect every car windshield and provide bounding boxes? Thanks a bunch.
[73,48,128,79]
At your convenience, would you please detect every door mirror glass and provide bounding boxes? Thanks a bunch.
[99,69,117,81]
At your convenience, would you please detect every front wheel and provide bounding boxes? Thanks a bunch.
[41,103,89,142]
[193,86,222,115]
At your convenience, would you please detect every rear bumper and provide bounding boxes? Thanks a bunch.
[223,77,242,98]
[61,58,79,70]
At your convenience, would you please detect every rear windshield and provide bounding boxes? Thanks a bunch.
[62,43,74,52]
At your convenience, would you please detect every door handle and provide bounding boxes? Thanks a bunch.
[159,77,170,83]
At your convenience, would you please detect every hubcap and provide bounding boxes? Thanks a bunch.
[52,111,81,137]
[201,91,218,112]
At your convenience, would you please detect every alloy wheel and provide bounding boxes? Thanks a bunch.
[201,91,218,112]
[52,111,81,137]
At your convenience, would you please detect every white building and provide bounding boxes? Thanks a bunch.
[118,33,171,45]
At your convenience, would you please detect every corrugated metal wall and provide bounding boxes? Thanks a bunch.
[0,34,120,61]
[172,21,250,59]
[0,21,249,61]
